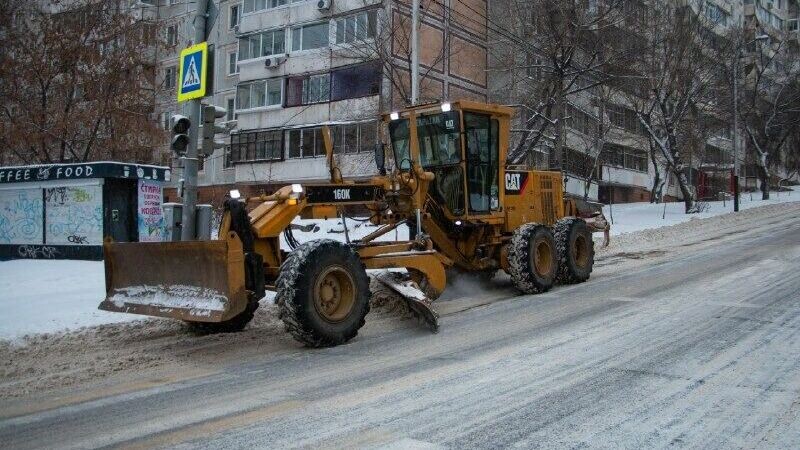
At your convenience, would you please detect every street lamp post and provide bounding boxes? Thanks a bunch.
[732,34,769,212]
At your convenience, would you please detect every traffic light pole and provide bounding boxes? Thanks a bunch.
[180,0,209,241]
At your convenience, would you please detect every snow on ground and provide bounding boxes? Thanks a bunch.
[0,189,796,341]
[0,260,141,340]
[604,188,800,235]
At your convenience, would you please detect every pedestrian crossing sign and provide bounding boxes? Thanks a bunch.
[177,42,208,102]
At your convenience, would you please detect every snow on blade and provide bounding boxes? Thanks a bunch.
[110,285,228,311]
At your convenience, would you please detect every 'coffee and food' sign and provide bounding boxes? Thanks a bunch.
[0,163,170,184]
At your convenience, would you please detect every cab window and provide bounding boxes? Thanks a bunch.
[416,111,461,167]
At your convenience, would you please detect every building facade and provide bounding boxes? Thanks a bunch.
[145,0,796,203]
[486,0,799,204]
[148,0,489,201]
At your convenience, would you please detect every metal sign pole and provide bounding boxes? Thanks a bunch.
[180,0,209,241]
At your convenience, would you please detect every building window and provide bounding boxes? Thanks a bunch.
[602,144,647,172]
[166,24,178,46]
[291,22,329,52]
[165,66,176,89]
[285,73,330,106]
[230,130,283,162]
[331,121,377,154]
[287,127,325,158]
[226,98,236,121]
[606,104,641,135]
[230,4,240,29]
[236,79,282,110]
[330,62,381,101]
[242,0,293,14]
[704,2,729,26]
[224,146,234,169]
[228,51,238,75]
[335,10,377,45]
[565,105,598,137]
[161,112,172,130]
[238,29,286,60]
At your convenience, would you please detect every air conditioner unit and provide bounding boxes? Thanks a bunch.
[317,0,332,11]
[265,56,287,68]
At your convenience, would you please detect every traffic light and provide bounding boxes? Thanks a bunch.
[201,104,227,157]
[170,114,191,156]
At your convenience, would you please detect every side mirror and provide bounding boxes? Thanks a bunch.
[374,143,387,175]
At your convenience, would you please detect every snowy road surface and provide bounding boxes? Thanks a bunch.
[1,203,800,448]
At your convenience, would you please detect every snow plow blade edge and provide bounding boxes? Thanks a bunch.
[373,270,440,333]
[99,233,248,323]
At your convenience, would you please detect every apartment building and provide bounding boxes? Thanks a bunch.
[147,0,489,200]
[487,0,798,204]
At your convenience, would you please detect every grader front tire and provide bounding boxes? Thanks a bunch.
[554,218,594,284]
[275,239,371,348]
[508,223,558,294]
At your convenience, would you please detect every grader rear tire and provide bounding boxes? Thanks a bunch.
[554,218,594,284]
[275,239,370,348]
[508,223,558,294]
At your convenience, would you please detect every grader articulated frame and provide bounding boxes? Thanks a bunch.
[100,100,596,347]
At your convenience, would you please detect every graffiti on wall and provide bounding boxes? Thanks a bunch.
[45,185,102,246]
[137,180,165,242]
[17,244,59,259]
[0,189,44,245]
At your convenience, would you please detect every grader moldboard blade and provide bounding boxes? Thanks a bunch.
[99,233,248,323]
[373,270,440,332]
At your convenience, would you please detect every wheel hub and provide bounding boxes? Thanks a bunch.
[313,266,355,323]
[573,234,589,268]
[533,238,553,277]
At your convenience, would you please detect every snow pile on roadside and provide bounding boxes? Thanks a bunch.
[0,260,142,340]
[603,188,799,235]
[0,303,288,398]
[600,200,800,256]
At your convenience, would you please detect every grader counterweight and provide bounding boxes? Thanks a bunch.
[100,100,597,347]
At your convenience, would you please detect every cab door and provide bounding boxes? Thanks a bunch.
[463,112,500,214]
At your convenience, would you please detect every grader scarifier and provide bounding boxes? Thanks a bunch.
[100,101,596,347]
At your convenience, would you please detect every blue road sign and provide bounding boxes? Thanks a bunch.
[177,42,208,102]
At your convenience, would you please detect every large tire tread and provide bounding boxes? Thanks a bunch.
[508,223,557,294]
[275,239,370,348]
[554,217,594,284]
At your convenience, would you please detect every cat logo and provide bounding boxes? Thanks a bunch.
[333,189,351,200]
[504,171,528,195]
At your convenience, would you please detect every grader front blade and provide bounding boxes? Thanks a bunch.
[373,270,440,332]
[98,233,248,323]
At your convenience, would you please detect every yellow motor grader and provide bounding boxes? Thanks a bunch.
[100,101,596,347]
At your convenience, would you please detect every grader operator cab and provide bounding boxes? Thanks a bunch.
[100,101,596,347]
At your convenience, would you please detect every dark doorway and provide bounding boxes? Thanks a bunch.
[103,179,137,242]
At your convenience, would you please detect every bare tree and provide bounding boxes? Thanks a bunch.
[735,40,800,200]
[624,3,725,213]
[0,0,163,165]
[488,0,633,169]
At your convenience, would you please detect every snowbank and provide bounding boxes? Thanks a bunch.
[603,188,799,236]
[0,260,141,340]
